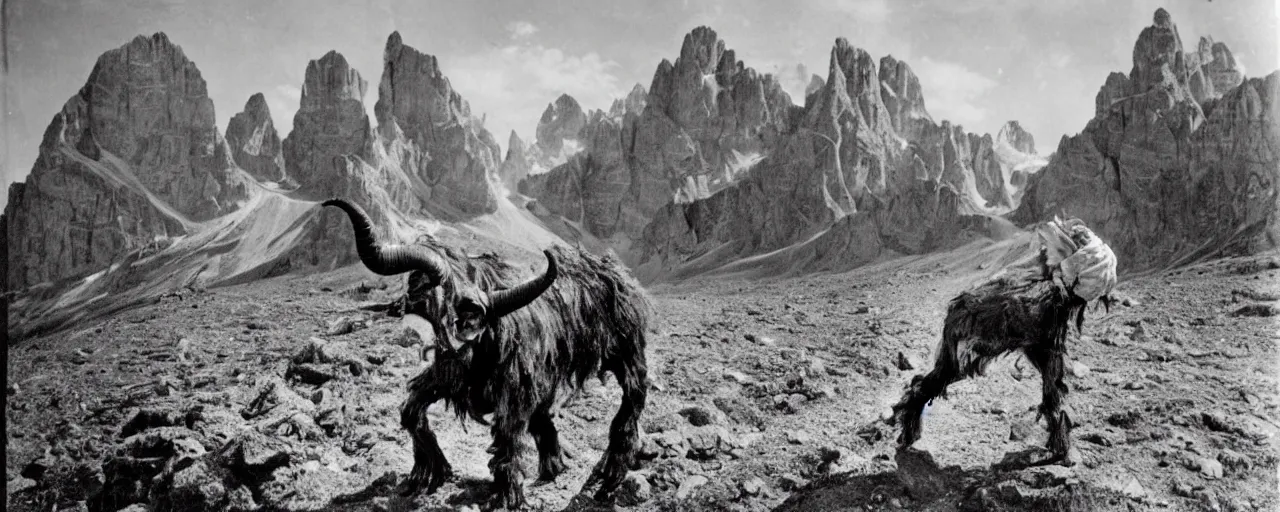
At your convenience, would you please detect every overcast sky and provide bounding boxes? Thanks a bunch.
[3,0,1277,211]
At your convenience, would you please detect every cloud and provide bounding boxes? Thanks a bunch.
[812,0,892,23]
[444,43,625,147]
[912,57,998,130]
[765,62,815,105]
[266,84,303,134]
[505,21,539,40]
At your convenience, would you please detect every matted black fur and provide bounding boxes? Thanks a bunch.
[891,274,1090,463]
[324,199,651,510]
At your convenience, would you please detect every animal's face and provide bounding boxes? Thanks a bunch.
[323,199,560,357]
[406,271,493,354]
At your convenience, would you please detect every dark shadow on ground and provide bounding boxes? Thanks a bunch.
[773,447,1134,512]
[320,469,622,512]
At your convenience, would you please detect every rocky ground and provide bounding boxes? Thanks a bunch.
[6,248,1279,512]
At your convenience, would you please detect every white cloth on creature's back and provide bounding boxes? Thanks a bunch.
[1059,235,1117,301]
[1036,216,1117,302]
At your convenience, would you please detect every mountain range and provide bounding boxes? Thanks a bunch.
[4,8,1277,340]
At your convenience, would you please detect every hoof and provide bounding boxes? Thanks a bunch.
[537,456,568,483]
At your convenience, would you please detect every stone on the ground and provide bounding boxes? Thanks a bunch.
[219,430,291,478]
[1217,450,1251,473]
[399,315,433,348]
[896,351,921,371]
[1120,476,1146,499]
[1009,420,1037,442]
[123,427,207,460]
[1068,360,1090,378]
[723,369,754,384]
[740,477,766,497]
[1201,410,1235,433]
[779,473,809,491]
[8,476,37,495]
[176,338,192,361]
[21,454,55,480]
[1195,457,1224,479]
[152,458,228,511]
[120,407,190,438]
[1129,323,1149,342]
[675,475,709,500]
[1023,464,1076,487]
[326,316,369,336]
[1171,479,1196,497]
[786,430,811,445]
[619,473,652,505]
[677,406,722,427]
[818,445,844,463]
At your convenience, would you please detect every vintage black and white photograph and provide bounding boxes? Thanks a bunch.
[2,0,1278,510]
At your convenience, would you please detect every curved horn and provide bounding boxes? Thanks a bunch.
[487,250,558,318]
[321,198,447,285]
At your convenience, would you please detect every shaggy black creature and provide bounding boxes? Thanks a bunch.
[323,198,651,510]
[890,255,1110,465]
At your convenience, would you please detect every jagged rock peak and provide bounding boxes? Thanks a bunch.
[302,51,368,106]
[5,31,249,291]
[828,38,878,80]
[537,93,588,151]
[244,92,269,113]
[996,121,1036,154]
[374,31,499,214]
[499,129,533,191]
[610,83,649,117]
[1206,41,1244,92]
[508,130,525,153]
[679,26,726,68]
[1153,7,1172,27]
[383,31,444,80]
[226,92,286,183]
[879,54,932,133]
[540,94,586,129]
[806,74,825,96]
[1129,8,1186,94]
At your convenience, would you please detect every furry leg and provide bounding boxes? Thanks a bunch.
[488,415,530,510]
[1027,348,1072,463]
[529,408,568,482]
[891,365,958,449]
[400,372,453,495]
[589,357,648,501]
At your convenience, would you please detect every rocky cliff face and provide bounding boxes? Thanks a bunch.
[1014,8,1279,270]
[995,121,1048,204]
[500,93,595,185]
[514,27,798,246]
[635,37,1043,277]
[500,85,652,193]
[4,33,250,290]
[281,51,378,200]
[997,120,1037,154]
[644,27,796,197]
[498,130,532,191]
[374,31,500,216]
[7,31,527,339]
[225,93,286,183]
[519,109,638,238]
[610,83,649,118]
[536,94,589,157]
[277,33,508,272]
